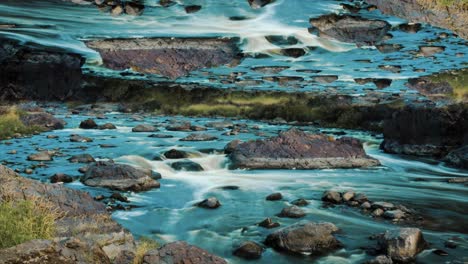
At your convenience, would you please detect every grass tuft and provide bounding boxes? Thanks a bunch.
[0,107,43,140]
[133,237,160,264]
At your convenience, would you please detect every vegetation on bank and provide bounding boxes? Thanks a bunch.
[0,198,59,249]
[429,68,468,100]
[133,236,160,264]
[0,107,43,140]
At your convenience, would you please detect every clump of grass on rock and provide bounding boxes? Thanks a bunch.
[133,236,160,264]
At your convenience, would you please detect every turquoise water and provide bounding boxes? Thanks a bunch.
[0,111,467,263]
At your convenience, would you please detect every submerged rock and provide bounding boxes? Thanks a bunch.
[309,14,390,45]
[265,221,341,255]
[86,38,242,79]
[233,241,264,260]
[27,150,54,161]
[228,128,380,169]
[278,205,306,218]
[180,133,218,141]
[196,197,221,209]
[142,241,227,264]
[99,123,117,130]
[81,161,160,191]
[377,228,427,262]
[70,134,93,142]
[170,160,204,171]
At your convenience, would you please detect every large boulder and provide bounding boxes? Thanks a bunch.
[0,39,84,101]
[20,112,65,130]
[309,14,390,45]
[142,241,227,264]
[79,118,98,129]
[264,221,341,255]
[377,228,427,262]
[233,241,264,260]
[228,128,380,169]
[85,38,242,79]
[81,161,160,191]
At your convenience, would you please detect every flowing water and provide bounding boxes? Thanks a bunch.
[1,0,468,263]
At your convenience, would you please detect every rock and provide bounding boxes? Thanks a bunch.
[166,121,192,131]
[248,0,274,9]
[70,134,93,142]
[406,75,453,96]
[376,44,403,53]
[342,191,355,202]
[124,2,144,16]
[398,23,422,33]
[291,198,309,206]
[110,192,128,202]
[444,145,468,169]
[196,197,221,209]
[266,192,283,201]
[233,241,263,260]
[148,133,173,138]
[50,173,74,183]
[378,228,427,262]
[228,128,380,169]
[164,149,189,159]
[27,151,53,161]
[185,5,201,13]
[114,250,136,264]
[257,218,280,229]
[82,161,160,191]
[24,168,33,174]
[447,177,468,184]
[418,46,445,56]
[361,201,372,209]
[171,160,204,171]
[432,249,448,256]
[180,133,218,141]
[86,38,242,79]
[68,154,96,163]
[0,39,84,101]
[20,112,66,130]
[79,118,98,129]
[372,208,385,217]
[99,123,117,130]
[379,65,401,73]
[0,238,111,264]
[280,48,306,58]
[265,221,341,255]
[132,124,158,132]
[309,14,390,45]
[373,79,392,89]
[224,140,242,154]
[383,209,405,220]
[159,0,175,7]
[278,205,306,218]
[371,202,395,210]
[314,75,338,84]
[111,5,124,16]
[322,191,342,204]
[142,241,227,264]
[366,255,393,264]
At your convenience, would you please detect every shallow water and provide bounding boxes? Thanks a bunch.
[0,112,467,263]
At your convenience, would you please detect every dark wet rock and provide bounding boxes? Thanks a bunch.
[224,140,242,154]
[252,66,289,74]
[258,218,280,229]
[142,241,227,264]
[148,133,174,138]
[190,125,207,131]
[322,190,342,204]
[291,198,309,206]
[82,160,160,191]
[366,255,393,264]
[398,23,422,33]
[355,78,373,85]
[110,192,128,202]
[185,5,201,13]
[70,134,93,142]
[79,118,98,129]
[265,35,299,46]
[27,150,54,161]
[180,133,218,141]
[100,144,117,148]
[379,65,401,74]
[132,124,158,132]
[418,46,445,56]
[371,202,395,210]
[248,0,274,9]
[86,38,241,79]
[0,39,84,101]
[376,44,403,53]
[377,228,427,262]
[166,121,192,131]
[432,249,448,256]
[164,149,189,159]
[20,112,65,130]
[340,3,361,13]
[373,79,392,89]
[280,48,306,58]
[381,105,468,157]
[278,205,306,218]
[233,241,263,260]
[68,153,96,163]
[50,173,74,183]
[228,128,380,169]
[265,221,341,255]
[383,209,406,220]
[171,160,204,171]
[406,76,453,96]
[309,14,390,45]
[196,197,221,209]
[0,238,111,264]
[266,192,283,201]
[99,123,117,130]
[444,240,457,249]
[220,185,239,190]
[159,0,175,7]
[314,75,338,84]
[124,2,144,16]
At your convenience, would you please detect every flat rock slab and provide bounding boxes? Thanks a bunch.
[143,241,227,264]
[86,38,242,79]
[228,128,380,169]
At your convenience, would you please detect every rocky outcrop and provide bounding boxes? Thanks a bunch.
[309,14,390,45]
[81,160,161,191]
[0,39,84,101]
[264,221,341,255]
[142,241,227,264]
[20,112,65,131]
[377,228,427,262]
[366,0,468,39]
[85,38,242,79]
[228,128,380,169]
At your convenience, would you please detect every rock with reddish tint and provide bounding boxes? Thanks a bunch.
[310,14,390,45]
[86,38,242,79]
[228,128,380,169]
[142,241,227,264]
